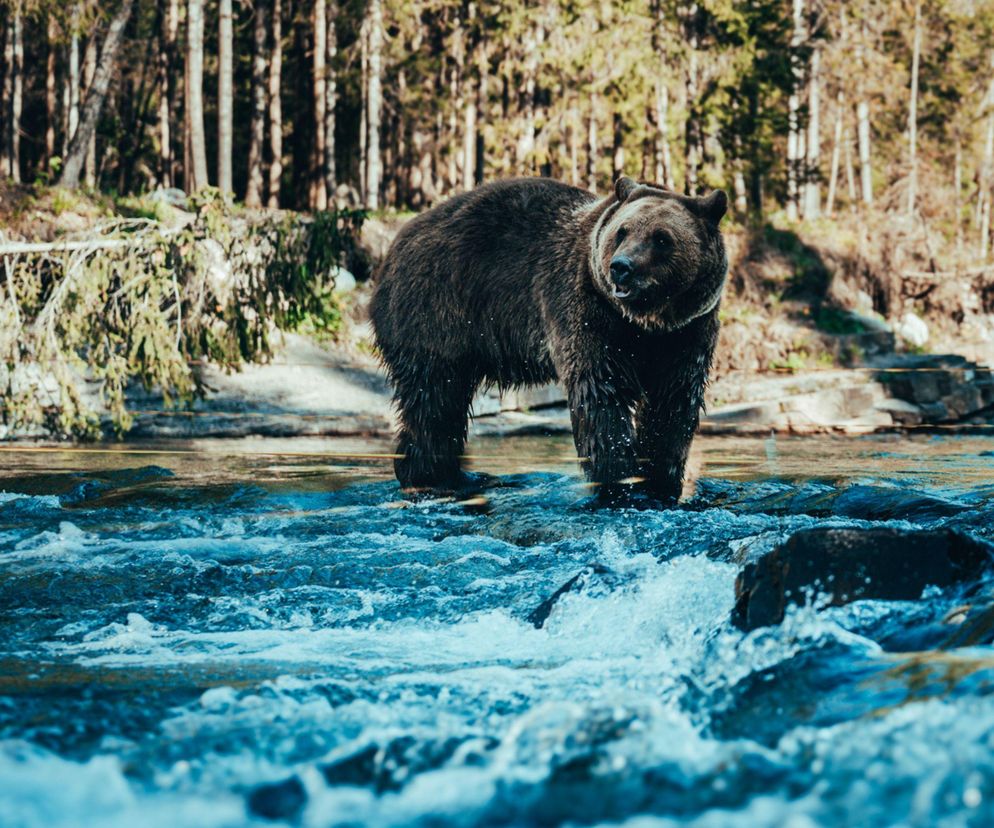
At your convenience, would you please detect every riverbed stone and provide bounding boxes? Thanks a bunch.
[246,775,307,821]
[732,527,994,630]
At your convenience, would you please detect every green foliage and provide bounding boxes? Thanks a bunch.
[0,195,366,438]
[815,306,865,335]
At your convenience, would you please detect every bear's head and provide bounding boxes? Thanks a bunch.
[590,176,728,331]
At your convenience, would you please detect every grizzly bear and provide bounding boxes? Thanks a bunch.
[370,175,728,501]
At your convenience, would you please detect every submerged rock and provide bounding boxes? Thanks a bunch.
[733,527,994,630]
[526,564,621,629]
[319,736,480,793]
[246,775,307,821]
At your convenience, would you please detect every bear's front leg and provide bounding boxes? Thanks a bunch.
[636,312,719,501]
[563,366,642,496]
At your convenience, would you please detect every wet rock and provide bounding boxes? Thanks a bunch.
[320,736,473,792]
[331,266,356,294]
[874,398,924,426]
[527,564,618,629]
[246,775,307,821]
[896,311,929,348]
[733,527,994,630]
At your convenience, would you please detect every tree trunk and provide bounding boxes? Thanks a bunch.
[323,1,336,204]
[244,0,267,206]
[218,0,234,196]
[2,2,23,181]
[826,91,844,216]
[786,0,805,221]
[857,99,873,206]
[267,0,283,207]
[312,0,327,209]
[803,44,821,219]
[568,99,579,186]
[654,84,674,188]
[461,10,477,193]
[46,18,57,165]
[857,20,873,207]
[59,0,135,189]
[359,17,368,200]
[612,110,624,179]
[158,0,178,187]
[906,0,922,218]
[66,27,80,157]
[82,34,97,187]
[843,123,857,209]
[516,25,537,175]
[954,139,963,251]
[365,0,383,210]
[1,8,12,177]
[586,94,598,191]
[184,0,209,193]
[474,35,487,186]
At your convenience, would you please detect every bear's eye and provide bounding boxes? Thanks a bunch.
[653,231,672,249]
[616,227,628,243]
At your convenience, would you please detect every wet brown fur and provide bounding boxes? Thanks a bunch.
[370,176,728,499]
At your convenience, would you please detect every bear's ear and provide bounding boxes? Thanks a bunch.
[614,176,637,203]
[695,190,728,225]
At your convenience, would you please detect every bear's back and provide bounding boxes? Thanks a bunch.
[371,178,596,369]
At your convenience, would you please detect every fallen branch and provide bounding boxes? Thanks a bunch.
[901,264,994,280]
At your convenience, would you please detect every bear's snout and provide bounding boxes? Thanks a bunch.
[609,255,635,286]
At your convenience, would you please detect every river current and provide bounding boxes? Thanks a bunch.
[2,433,994,827]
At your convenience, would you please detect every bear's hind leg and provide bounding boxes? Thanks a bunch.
[391,358,479,490]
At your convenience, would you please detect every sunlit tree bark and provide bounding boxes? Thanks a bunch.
[60,0,135,189]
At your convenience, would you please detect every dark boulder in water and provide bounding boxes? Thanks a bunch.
[526,564,622,629]
[320,736,486,793]
[733,527,994,630]
[246,775,307,821]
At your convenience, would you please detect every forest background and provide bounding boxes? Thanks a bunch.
[2,0,991,230]
[3,0,994,437]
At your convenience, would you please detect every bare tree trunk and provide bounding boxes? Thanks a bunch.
[826,91,844,216]
[59,0,135,189]
[158,0,177,187]
[857,20,873,207]
[323,1,336,204]
[461,9,477,193]
[906,0,922,217]
[612,110,624,179]
[2,2,23,181]
[684,62,700,194]
[312,0,327,209]
[474,36,487,186]
[447,63,459,191]
[844,124,857,209]
[66,26,80,157]
[359,17,368,200]
[46,18,57,166]
[653,84,674,188]
[982,93,994,259]
[1,8,12,177]
[586,94,598,191]
[955,139,963,251]
[83,34,96,187]
[265,0,282,206]
[365,0,383,210]
[786,0,805,221]
[803,44,821,219]
[218,0,234,196]
[244,0,267,206]
[516,25,537,174]
[569,99,579,186]
[184,0,209,193]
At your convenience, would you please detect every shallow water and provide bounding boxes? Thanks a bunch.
[2,433,994,827]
